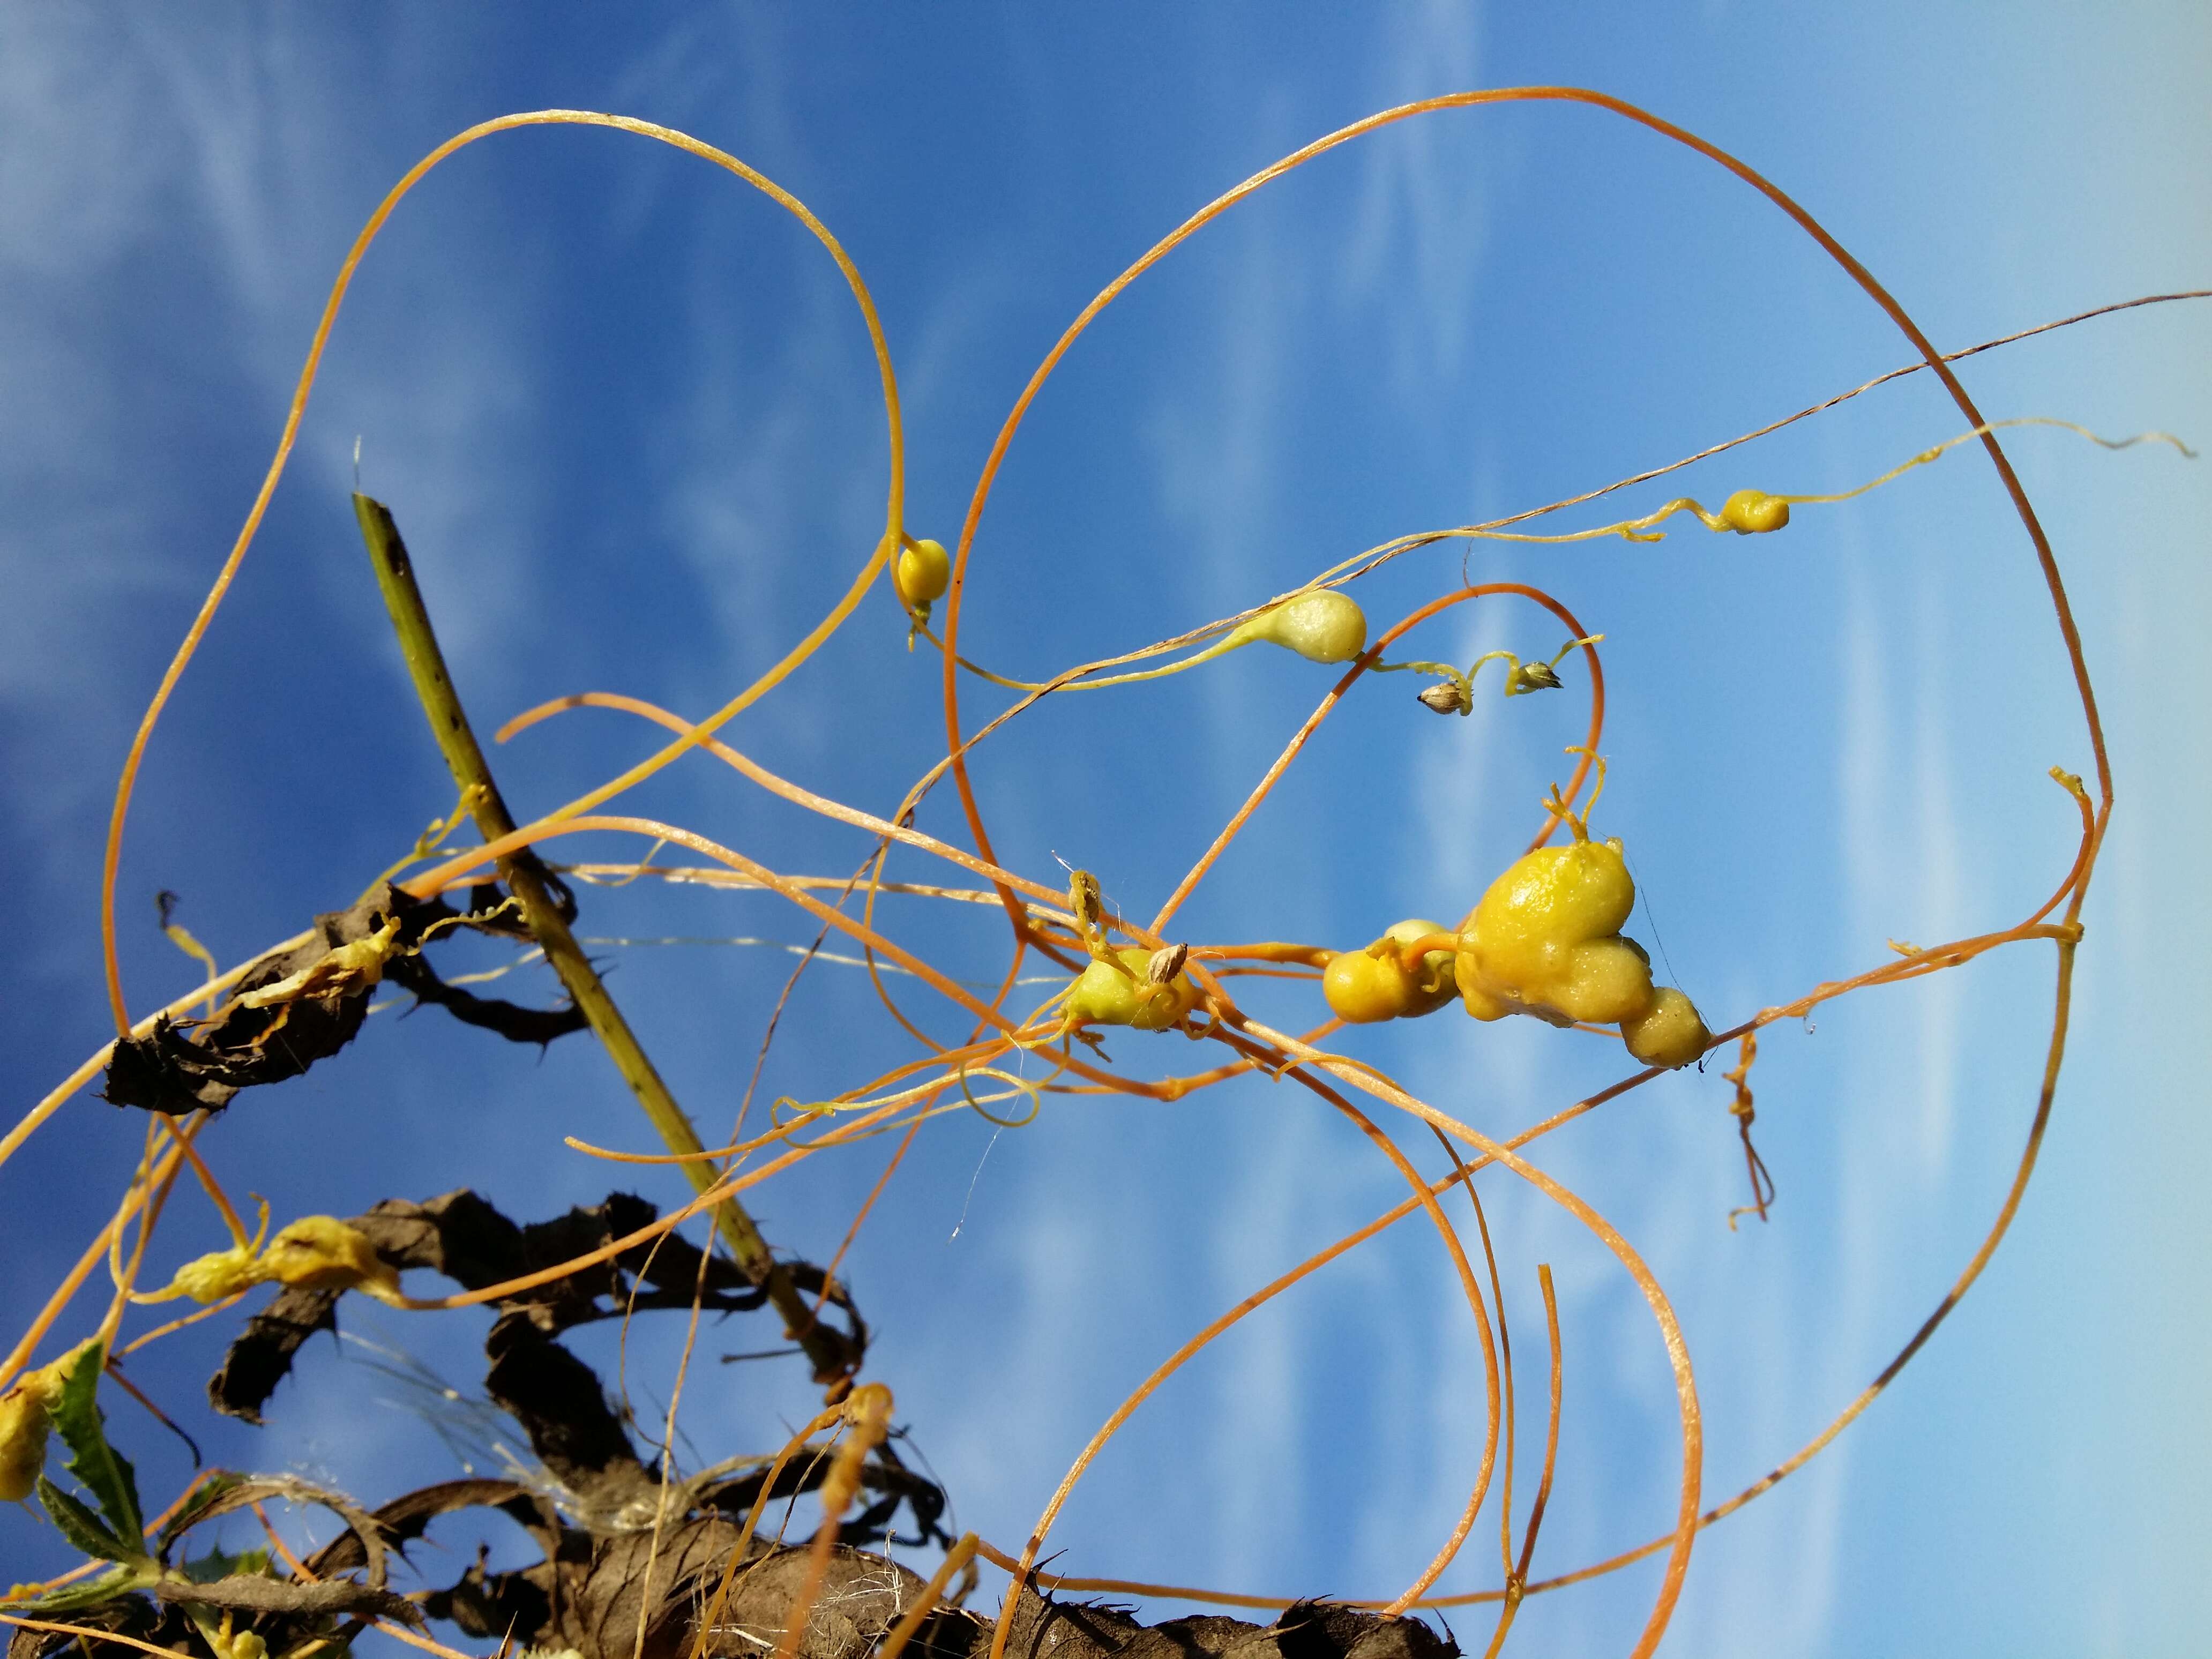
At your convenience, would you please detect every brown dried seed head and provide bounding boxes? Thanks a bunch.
[1417,681,1469,715]
[1147,943,1189,984]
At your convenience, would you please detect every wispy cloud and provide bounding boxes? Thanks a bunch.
[0,11,564,711]
[1141,202,1308,853]
[1341,2,1488,391]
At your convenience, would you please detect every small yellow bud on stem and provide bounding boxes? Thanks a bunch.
[1223,589,1369,664]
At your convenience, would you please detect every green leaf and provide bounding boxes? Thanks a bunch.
[48,1342,143,1543]
[15,1563,148,1614]
[155,1469,245,1551]
[177,1545,271,1584]
[33,1475,132,1565]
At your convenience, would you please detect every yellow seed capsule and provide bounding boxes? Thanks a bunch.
[1719,489,1790,534]
[896,537,951,607]
[1226,591,1368,664]
[1065,947,1202,1032]
[1622,986,1711,1069]
[1456,836,1654,1026]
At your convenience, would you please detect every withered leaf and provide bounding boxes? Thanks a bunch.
[103,883,586,1116]
[982,1591,1458,1659]
[302,1477,556,1578]
[484,1312,659,1527]
[207,1189,859,1431]
[103,885,442,1115]
[382,950,588,1043]
[423,1545,557,1647]
[692,1433,950,1551]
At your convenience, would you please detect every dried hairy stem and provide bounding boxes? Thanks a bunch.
[354,494,851,1386]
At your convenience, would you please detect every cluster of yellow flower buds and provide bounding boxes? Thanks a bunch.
[1454,833,1709,1068]
[1324,823,1709,1070]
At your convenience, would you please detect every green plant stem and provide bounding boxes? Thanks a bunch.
[353,495,848,1384]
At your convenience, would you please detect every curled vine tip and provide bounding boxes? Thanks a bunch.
[1402,633,1597,712]
[1539,749,1608,843]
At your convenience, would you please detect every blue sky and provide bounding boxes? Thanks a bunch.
[3,6,2208,1655]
